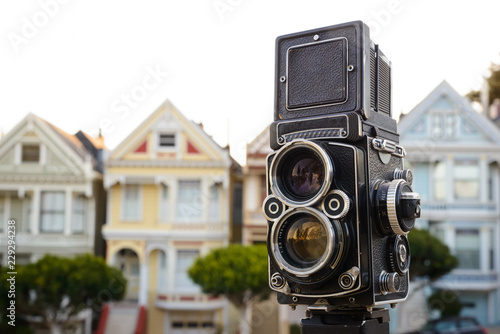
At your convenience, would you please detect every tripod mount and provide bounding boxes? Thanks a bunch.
[301,307,390,334]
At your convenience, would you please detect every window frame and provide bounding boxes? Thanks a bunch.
[40,191,66,233]
[157,132,177,151]
[431,112,456,140]
[175,180,202,222]
[455,228,480,270]
[72,194,86,234]
[121,185,142,221]
[21,144,41,163]
[432,160,446,201]
[453,158,480,201]
[174,249,200,291]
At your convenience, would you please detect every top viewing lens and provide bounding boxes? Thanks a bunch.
[270,140,332,207]
[286,154,325,198]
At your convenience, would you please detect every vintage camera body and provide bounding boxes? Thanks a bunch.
[263,21,420,310]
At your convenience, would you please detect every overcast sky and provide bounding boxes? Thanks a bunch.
[1,0,499,164]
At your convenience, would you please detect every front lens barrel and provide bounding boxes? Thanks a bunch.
[270,140,333,207]
[272,207,341,277]
[285,214,328,265]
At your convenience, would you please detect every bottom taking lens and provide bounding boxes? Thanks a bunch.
[284,215,328,265]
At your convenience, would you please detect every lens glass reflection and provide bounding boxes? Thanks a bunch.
[284,215,327,265]
[286,154,324,198]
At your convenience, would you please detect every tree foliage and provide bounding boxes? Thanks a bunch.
[428,290,463,317]
[0,254,126,333]
[188,244,269,309]
[408,228,458,282]
[467,62,500,107]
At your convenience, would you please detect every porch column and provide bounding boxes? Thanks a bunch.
[138,261,148,305]
[64,188,72,236]
[32,188,40,235]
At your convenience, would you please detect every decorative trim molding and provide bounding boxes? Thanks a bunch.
[102,228,227,240]
[106,160,228,168]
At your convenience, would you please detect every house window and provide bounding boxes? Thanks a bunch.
[175,250,199,290]
[433,161,446,201]
[489,232,495,270]
[429,221,445,241]
[176,180,202,221]
[488,164,495,201]
[22,144,40,162]
[122,185,141,221]
[11,196,31,233]
[455,229,480,270]
[432,114,444,138]
[454,159,479,200]
[159,184,169,222]
[72,195,86,233]
[40,192,65,233]
[445,114,455,137]
[208,184,220,222]
[432,114,455,139]
[158,134,176,148]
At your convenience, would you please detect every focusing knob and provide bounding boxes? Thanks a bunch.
[322,190,350,219]
[375,179,420,235]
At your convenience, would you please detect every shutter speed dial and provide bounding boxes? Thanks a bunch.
[375,179,420,235]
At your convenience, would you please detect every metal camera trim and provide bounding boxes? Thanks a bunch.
[321,189,350,219]
[262,195,286,221]
[270,207,336,277]
[269,139,333,207]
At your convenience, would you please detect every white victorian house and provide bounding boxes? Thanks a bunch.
[398,81,500,327]
[0,113,106,265]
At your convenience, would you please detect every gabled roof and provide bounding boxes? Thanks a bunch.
[0,113,101,176]
[399,80,500,145]
[107,99,232,168]
[247,125,272,158]
[38,116,90,160]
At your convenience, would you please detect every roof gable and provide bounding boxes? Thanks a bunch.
[399,81,500,146]
[108,100,231,167]
[0,113,94,178]
[247,125,272,158]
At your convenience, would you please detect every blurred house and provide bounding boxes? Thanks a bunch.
[102,100,239,333]
[0,113,106,264]
[243,126,271,245]
[399,81,500,327]
[242,126,290,334]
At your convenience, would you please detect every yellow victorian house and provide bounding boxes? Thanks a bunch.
[102,100,235,333]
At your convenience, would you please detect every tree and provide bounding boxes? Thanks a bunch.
[428,290,463,317]
[0,254,126,334]
[467,62,500,108]
[408,228,458,282]
[188,244,268,334]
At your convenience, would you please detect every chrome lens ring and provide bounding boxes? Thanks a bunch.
[269,139,333,207]
[271,207,336,277]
